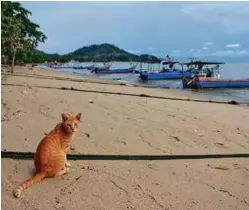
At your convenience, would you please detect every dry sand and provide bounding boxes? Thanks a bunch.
[1,66,249,210]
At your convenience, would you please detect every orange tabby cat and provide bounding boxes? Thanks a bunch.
[13,112,81,198]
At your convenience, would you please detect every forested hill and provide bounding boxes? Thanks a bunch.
[33,43,161,63]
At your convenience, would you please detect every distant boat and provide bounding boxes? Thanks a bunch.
[183,77,249,89]
[53,66,73,69]
[88,63,111,71]
[73,64,94,70]
[92,64,138,74]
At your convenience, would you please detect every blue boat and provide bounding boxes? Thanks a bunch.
[54,66,74,69]
[73,64,94,70]
[181,61,249,89]
[139,71,193,80]
[139,61,192,80]
[183,77,249,89]
[92,64,138,74]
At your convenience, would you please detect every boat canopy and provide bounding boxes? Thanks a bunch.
[180,61,225,65]
[162,61,179,65]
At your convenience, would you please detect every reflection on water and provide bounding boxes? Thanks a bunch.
[39,62,249,103]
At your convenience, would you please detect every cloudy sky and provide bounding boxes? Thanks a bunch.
[22,1,249,60]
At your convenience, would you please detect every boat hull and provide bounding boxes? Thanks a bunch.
[73,65,94,70]
[183,77,249,89]
[93,68,138,74]
[139,71,193,80]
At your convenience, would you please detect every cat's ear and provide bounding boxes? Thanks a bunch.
[62,113,69,121]
[76,113,82,121]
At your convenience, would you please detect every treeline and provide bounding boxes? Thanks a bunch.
[1,1,47,72]
[31,44,162,63]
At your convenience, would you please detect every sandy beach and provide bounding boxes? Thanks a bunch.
[1,66,249,210]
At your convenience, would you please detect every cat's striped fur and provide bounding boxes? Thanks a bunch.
[13,112,81,198]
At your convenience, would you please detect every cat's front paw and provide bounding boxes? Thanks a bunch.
[65,162,71,168]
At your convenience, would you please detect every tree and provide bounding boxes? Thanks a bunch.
[1,1,47,73]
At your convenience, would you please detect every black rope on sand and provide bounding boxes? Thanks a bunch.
[2,151,249,161]
[2,83,248,106]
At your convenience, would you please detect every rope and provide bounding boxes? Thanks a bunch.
[2,72,118,86]
[2,83,247,106]
[2,151,249,161]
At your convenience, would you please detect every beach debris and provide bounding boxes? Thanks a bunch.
[87,166,94,171]
[22,90,27,94]
[214,166,229,170]
[208,164,229,170]
[88,100,94,103]
[228,100,239,105]
[170,135,181,142]
[215,142,224,146]
[193,129,198,133]
[167,114,176,118]
[214,142,229,149]
[84,132,90,138]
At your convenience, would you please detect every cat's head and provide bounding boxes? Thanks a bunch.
[61,112,81,133]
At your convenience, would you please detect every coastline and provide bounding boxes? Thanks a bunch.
[2,66,249,210]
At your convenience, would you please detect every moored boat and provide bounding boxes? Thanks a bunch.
[92,63,138,74]
[88,63,111,71]
[139,71,193,80]
[183,77,249,89]
[73,64,94,70]
[181,61,249,89]
[139,61,192,80]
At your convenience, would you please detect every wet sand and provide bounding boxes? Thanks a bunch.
[1,66,249,210]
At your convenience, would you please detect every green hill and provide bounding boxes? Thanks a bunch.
[32,43,161,63]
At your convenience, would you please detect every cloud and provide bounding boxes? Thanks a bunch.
[204,42,213,46]
[202,46,209,50]
[148,47,155,51]
[181,3,249,32]
[225,44,241,48]
[171,49,181,56]
[212,49,249,56]
[189,49,197,53]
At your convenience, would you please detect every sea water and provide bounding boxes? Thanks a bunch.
[39,62,249,103]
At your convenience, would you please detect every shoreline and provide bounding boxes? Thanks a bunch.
[2,65,249,210]
[3,65,248,104]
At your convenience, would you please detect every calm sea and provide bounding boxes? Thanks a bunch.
[39,62,249,103]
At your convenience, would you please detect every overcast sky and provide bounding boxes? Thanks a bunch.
[22,1,249,59]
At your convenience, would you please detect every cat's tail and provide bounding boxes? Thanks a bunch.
[13,172,46,198]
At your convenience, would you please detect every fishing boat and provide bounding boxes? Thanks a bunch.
[92,64,138,74]
[88,63,111,71]
[183,77,249,89]
[53,66,74,69]
[182,61,249,89]
[73,64,94,70]
[139,61,192,80]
